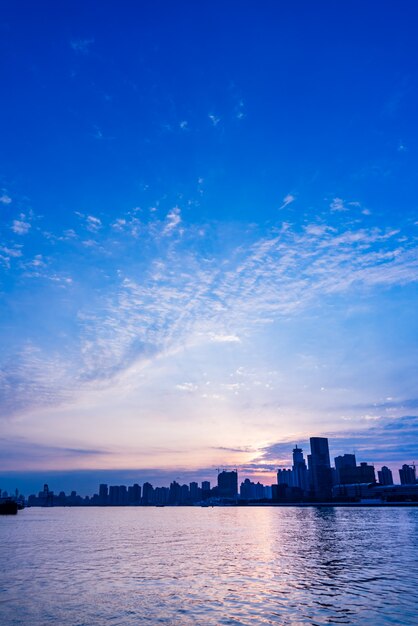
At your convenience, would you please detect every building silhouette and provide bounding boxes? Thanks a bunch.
[128,483,141,504]
[99,484,108,505]
[189,482,200,501]
[21,434,418,508]
[292,445,309,492]
[277,468,293,487]
[240,478,266,500]
[217,470,238,499]
[201,481,211,500]
[334,455,375,484]
[309,437,332,500]
[335,454,357,483]
[378,466,393,485]
[154,486,169,505]
[399,464,416,485]
[142,482,154,504]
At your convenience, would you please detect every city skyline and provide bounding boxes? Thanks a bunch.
[2,436,416,498]
[1,2,418,487]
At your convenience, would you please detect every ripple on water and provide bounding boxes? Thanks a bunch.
[1,507,418,625]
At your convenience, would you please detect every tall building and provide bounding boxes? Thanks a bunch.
[277,468,293,487]
[335,454,356,484]
[142,482,154,504]
[378,466,393,485]
[128,483,141,504]
[99,483,108,505]
[118,485,128,505]
[399,464,416,485]
[292,445,309,492]
[334,456,375,484]
[154,486,169,505]
[189,482,200,501]
[240,479,265,500]
[109,485,119,506]
[217,470,238,499]
[357,462,376,483]
[201,481,211,500]
[309,437,332,500]
[169,481,181,504]
[180,484,189,504]
[240,478,256,500]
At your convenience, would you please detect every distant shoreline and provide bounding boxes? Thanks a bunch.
[23,501,418,509]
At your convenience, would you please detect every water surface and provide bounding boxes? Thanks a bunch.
[1,506,417,625]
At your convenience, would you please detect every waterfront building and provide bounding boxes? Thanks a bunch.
[169,481,181,504]
[154,486,169,505]
[357,462,376,483]
[334,456,375,485]
[377,466,393,485]
[201,481,211,500]
[109,485,119,505]
[240,479,256,500]
[309,437,332,500]
[399,464,417,485]
[292,445,309,492]
[99,484,108,505]
[189,482,200,501]
[142,482,154,504]
[277,468,293,487]
[128,483,141,504]
[217,470,238,499]
[180,484,189,504]
[335,454,356,483]
[118,485,128,505]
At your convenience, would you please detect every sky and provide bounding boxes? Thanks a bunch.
[1,1,418,495]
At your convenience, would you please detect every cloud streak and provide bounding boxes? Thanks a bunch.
[1,208,418,426]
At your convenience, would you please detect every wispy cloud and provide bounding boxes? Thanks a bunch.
[0,194,12,205]
[11,217,31,235]
[163,206,182,235]
[259,415,418,468]
[86,215,102,232]
[279,194,295,210]
[1,208,418,423]
[0,343,74,418]
[208,114,220,126]
[330,197,348,212]
[70,38,94,54]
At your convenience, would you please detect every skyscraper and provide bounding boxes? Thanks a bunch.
[378,466,393,485]
[277,468,294,487]
[217,470,238,499]
[169,480,181,504]
[334,454,357,484]
[399,464,416,485]
[189,482,200,501]
[99,483,108,505]
[201,481,211,500]
[309,437,332,500]
[292,445,309,492]
[142,482,154,504]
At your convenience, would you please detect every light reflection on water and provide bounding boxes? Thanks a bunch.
[1,506,417,625]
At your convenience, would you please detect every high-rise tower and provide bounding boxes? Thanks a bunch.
[292,445,309,492]
[309,437,332,500]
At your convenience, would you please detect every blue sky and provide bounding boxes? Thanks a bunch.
[1,1,418,494]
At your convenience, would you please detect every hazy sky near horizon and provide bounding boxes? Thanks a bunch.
[1,1,418,488]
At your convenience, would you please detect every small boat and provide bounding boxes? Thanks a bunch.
[0,499,18,515]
